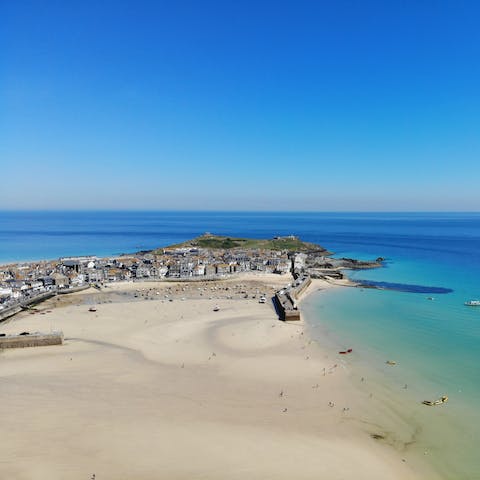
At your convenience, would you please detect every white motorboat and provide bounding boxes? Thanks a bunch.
[465,300,480,306]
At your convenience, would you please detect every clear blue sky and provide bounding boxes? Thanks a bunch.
[1,1,479,211]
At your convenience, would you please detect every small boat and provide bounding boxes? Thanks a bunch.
[88,307,97,312]
[464,300,480,306]
[422,395,448,406]
[339,348,353,354]
[213,306,220,312]
[386,360,397,365]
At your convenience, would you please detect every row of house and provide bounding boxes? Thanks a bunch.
[1,240,384,312]
[0,247,292,309]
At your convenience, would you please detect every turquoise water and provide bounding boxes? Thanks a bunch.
[2,211,479,476]
[303,246,480,478]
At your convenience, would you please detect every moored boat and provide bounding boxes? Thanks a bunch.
[464,300,480,306]
[422,395,448,406]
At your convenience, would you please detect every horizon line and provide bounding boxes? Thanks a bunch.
[1,209,480,214]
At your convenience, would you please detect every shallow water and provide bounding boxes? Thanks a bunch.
[303,250,480,477]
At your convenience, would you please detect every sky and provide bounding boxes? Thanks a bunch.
[1,0,480,211]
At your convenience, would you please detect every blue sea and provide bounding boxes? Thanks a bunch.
[1,210,479,478]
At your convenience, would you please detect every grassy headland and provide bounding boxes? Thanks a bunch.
[155,233,329,253]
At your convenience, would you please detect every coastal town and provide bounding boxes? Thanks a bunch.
[0,234,382,320]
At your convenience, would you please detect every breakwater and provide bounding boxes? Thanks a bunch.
[274,275,312,321]
[0,331,64,349]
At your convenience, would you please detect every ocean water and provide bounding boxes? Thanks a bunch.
[1,210,479,477]
[298,214,480,479]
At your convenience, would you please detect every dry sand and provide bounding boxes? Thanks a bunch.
[0,274,434,479]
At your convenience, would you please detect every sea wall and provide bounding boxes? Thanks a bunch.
[0,286,92,323]
[0,305,22,322]
[57,285,91,294]
[0,291,56,323]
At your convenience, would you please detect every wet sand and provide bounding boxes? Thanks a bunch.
[0,274,436,479]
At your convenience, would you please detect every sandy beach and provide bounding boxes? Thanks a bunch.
[0,273,435,479]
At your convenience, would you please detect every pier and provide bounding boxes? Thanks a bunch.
[274,275,312,321]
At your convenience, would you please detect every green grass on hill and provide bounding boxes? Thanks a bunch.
[154,234,328,253]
